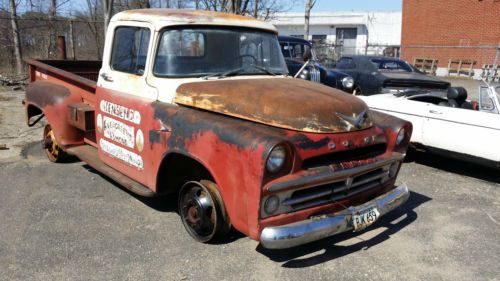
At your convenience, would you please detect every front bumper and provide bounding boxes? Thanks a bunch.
[260,183,409,249]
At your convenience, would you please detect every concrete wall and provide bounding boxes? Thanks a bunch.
[272,12,402,56]
[401,0,500,78]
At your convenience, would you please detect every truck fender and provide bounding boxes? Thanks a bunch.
[25,81,84,147]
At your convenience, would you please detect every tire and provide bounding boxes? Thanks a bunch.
[178,180,231,243]
[352,85,362,96]
[43,124,67,162]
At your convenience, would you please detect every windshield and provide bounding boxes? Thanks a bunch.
[153,28,288,77]
[370,59,413,72]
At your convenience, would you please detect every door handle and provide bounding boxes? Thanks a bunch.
[100,73,113,82]
[429,110,442,115]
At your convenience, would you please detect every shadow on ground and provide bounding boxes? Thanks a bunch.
[256,191,431,267]
[411,151,500,183]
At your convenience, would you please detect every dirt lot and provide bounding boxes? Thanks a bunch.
[1,87,499,281]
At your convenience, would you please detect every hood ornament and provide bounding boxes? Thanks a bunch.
[336,111,370,130]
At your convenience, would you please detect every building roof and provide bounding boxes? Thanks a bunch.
[111,9,277,32]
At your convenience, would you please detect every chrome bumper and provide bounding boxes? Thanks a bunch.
[260,184,410,249]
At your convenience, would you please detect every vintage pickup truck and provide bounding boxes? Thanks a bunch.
[24,9,412,249]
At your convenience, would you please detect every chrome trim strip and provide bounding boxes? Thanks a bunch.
[267,153,404,193]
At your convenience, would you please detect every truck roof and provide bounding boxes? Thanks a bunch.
[111,9,277,33]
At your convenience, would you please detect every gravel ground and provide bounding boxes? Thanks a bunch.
[1,89,499,281]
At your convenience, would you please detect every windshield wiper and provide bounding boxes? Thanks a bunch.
[202,67,244,80]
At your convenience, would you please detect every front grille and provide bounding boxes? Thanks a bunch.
[302,143,387,170]
[282,167,390,210]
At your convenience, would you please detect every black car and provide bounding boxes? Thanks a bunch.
[278,36,354,92]
[334,55,450,95]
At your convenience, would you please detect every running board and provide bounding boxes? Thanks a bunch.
[66,145,156,197]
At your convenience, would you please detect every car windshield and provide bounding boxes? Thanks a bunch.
[370,59,413,72]
[154,28,288,77]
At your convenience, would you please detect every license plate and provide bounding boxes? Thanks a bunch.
[352,206,380,232]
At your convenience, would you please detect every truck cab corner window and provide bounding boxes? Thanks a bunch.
[110,26,150,75]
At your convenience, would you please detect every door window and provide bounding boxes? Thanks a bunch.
[110,26,151,75]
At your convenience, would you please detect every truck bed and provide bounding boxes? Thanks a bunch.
[26,59,101,95]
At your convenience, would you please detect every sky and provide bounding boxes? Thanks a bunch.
[289,0,402,12]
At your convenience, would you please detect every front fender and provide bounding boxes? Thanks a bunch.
[25,81,84,147]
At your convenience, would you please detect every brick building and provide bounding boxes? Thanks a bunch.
[401,0,500,78]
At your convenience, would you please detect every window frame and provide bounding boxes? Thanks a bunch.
[109,25,151,75]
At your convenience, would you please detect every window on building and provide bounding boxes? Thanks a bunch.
[111,26,150,75]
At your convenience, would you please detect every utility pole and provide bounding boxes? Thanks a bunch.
[304,0,316,40]
[9,0,23,75]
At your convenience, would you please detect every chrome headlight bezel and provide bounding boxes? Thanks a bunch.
[341,76,354,89]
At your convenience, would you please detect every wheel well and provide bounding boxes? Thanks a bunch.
[27,104,43,119]
[156,153,214,196]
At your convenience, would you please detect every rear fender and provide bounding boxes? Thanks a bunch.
[25,81,84,147]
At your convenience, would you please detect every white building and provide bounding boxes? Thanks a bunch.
[271,12,402,57]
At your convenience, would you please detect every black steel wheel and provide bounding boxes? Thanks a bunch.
[178,180,230,243]
[43,124,66,163]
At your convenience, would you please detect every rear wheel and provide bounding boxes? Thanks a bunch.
[43,124,67,162]
[178,180,230,243]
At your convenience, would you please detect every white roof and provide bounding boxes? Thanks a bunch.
[111,9,277,32]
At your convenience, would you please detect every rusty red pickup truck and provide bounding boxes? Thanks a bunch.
[24,9,412,249]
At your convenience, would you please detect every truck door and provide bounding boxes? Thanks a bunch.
[95,22,158,188]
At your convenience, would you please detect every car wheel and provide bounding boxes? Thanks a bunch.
[352,86,362,96]
[178,180,231,243]
[43,124,67,162]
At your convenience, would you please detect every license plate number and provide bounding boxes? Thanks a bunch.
[352,206,380,231]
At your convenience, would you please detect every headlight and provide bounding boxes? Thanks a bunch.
[299,69,310,80]
[342,76,354,89]
[266,145,286,173]
[263,195,280,215]
[396,128,405,146]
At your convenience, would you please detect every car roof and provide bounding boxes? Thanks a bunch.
[278,36,312,45]
[111,9,277,33]
[340,55,404,62]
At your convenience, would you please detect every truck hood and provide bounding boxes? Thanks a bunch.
[174,78,372,133]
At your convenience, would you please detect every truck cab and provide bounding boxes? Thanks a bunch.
[24,9,412,249]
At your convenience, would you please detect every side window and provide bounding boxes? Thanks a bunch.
[279,42,291,58]
[336,58,356,69]
[111,26,150,75]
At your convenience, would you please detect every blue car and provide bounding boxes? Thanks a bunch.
[278,36,354,93]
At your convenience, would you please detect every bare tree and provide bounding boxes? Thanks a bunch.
[9,0,23,74]
[304,0,316,40]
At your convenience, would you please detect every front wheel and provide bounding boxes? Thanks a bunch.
[43,124,67,162]
[352,85,362,96]
[178,180,230,243]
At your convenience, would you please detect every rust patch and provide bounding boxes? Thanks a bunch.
[175,78,372,134]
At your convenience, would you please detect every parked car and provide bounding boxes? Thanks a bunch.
[278,36,354,92]
[24,9,412,249]
[358,84,500,168]
[334,55,450,95]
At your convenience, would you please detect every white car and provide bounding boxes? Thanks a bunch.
[359,84,500,168]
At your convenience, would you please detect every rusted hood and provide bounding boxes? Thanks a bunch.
[174,78,372,133]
